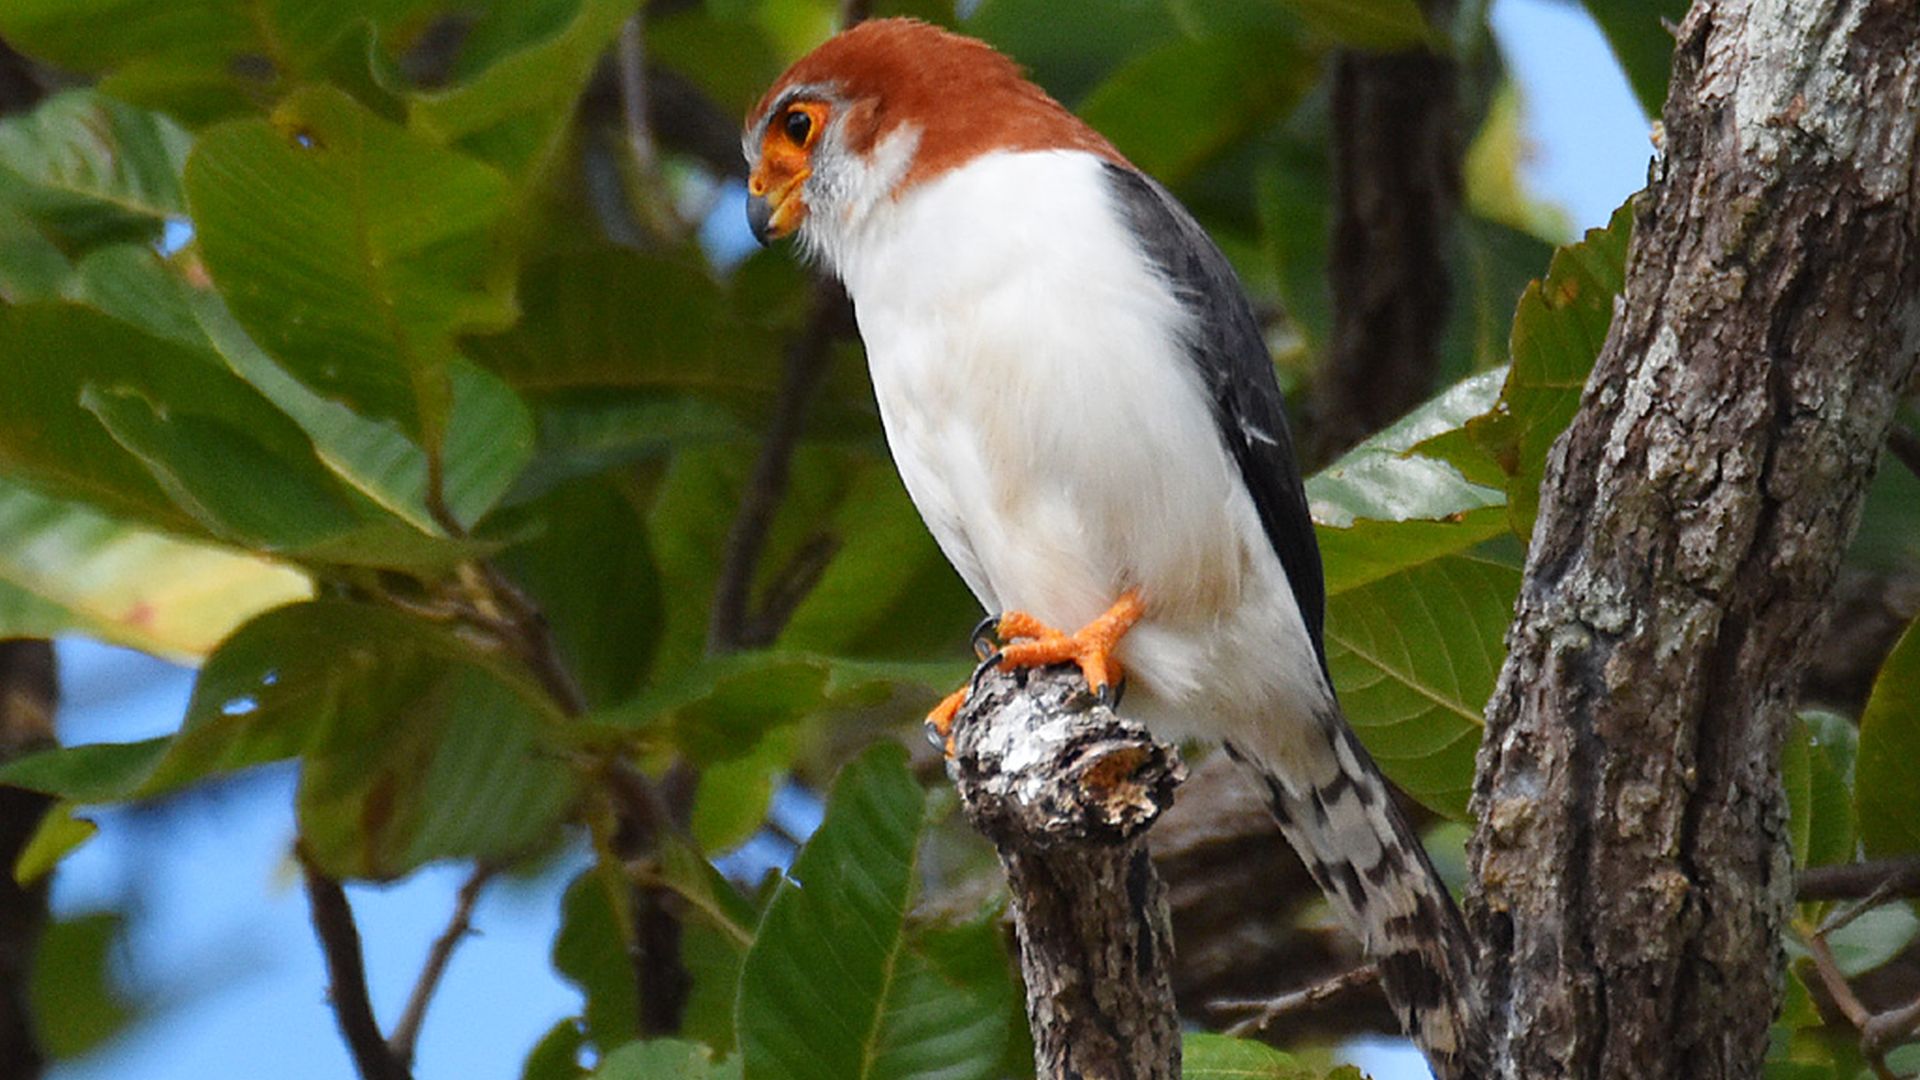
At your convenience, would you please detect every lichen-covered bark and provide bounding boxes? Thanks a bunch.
[947,665,1185,1080]
[1467,1,1920,1077]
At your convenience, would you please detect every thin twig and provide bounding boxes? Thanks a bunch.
[1797,924,1901,1080]
[1218,964,1382,1038]
[1864,992,1920,1060]
[1801,855,1920,903]
[301,852,409,1080]
[707,283,850,652]
[616,13,657,177]
[387,866,494,1068]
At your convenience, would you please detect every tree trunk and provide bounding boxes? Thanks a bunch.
[0,641,57,1080]
[1314,3,1461,459]
[947,665,1186,1080]
[1467,1,1920,1077]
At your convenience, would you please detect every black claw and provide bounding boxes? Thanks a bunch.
[1094,676,1127,709]
[969,613,1001,661]
[969,651,1003,694]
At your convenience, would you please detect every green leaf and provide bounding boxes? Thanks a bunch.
[1579,0,1687,118]
[409,0,633,179]
[0,478,310,661]
[14,802,98,885]
[186,85,515,447]
[594,1040,741,1080]
[0,203,73,303]
[1078,31,1317,186]
[30,912,138,1058]
[192,293,533,534]
[1470,201,1632,537]
[1327,553,1519,820]
[197,600,575,878]
[465,250,775,398]
[1181,1032,1316,1078]
[1822,903,1919,978]
[554,867,642,1054]
[1277,0,1433,50]
[0,90,192,246]
[585,653,957,766]
[522,1019,588,1080]
[1858,617,1920,860]
[774,464,981,663]
[0,0,438,123]
[970,0,1179,105]
[1788,711,1857,872]
[0,738,170,804]
[1310,366,1510,594]
[493,477,662,709]
[738,743,1014,1080]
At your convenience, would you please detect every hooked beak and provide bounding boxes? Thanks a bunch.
[746,169,807,245]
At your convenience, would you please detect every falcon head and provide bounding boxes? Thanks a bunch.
[742,18,1120,267]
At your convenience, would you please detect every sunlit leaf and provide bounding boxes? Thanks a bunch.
[13,801,97,885]
[1182,1032,1316,1078]
[0,478,309,661]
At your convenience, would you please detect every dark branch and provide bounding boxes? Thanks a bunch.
[708,282,852,651]
[387,867,493,1069]
[1800,857,1920,903]
[1218,963,1381,1038]
[947,665,1186,1080]
[300,853,409,1080]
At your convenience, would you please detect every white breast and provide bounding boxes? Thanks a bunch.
[833,149,1328,743]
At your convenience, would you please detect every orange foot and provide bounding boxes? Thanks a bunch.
[992,589,1145,704]
[925,590,1147,756]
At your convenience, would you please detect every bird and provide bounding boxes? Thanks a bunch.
[744,18,1479,1077]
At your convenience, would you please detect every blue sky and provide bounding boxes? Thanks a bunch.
[43,3,1651,1077]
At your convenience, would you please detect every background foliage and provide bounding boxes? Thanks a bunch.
[0,0,1913,1077]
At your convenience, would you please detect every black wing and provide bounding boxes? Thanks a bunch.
[1101,163,1328,670]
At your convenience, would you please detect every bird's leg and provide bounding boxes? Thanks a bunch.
[991,589,1145,705]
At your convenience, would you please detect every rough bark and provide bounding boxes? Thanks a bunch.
[1467,2,1920,1078]
[0,642,58,1080]
[946,665,1185,1080]
[1314,16,1461,458]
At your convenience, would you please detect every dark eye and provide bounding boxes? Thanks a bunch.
[783,109,813,147]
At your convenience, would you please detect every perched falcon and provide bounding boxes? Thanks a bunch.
[745,18,1478,1077]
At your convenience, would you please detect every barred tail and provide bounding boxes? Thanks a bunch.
[1226,710,1481,1078]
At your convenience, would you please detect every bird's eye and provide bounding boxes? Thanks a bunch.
[783,109,814,148]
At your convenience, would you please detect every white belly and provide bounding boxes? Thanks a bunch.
[839,149,1330,742]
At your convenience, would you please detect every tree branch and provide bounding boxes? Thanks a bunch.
[946,664,1186,1080]
[387,866,493,1069]
[300,853,409,1080]
[1467,2,1920,1076]
[1217,964,1381,1038]
[1800,857,1920,903]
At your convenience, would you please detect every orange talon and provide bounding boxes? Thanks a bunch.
[993,589,1146,701]
[926,685,968,756]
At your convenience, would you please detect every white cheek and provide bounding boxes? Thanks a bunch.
[798,125,921,275]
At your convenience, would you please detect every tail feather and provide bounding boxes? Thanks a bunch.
[1226,711,1480,1078]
